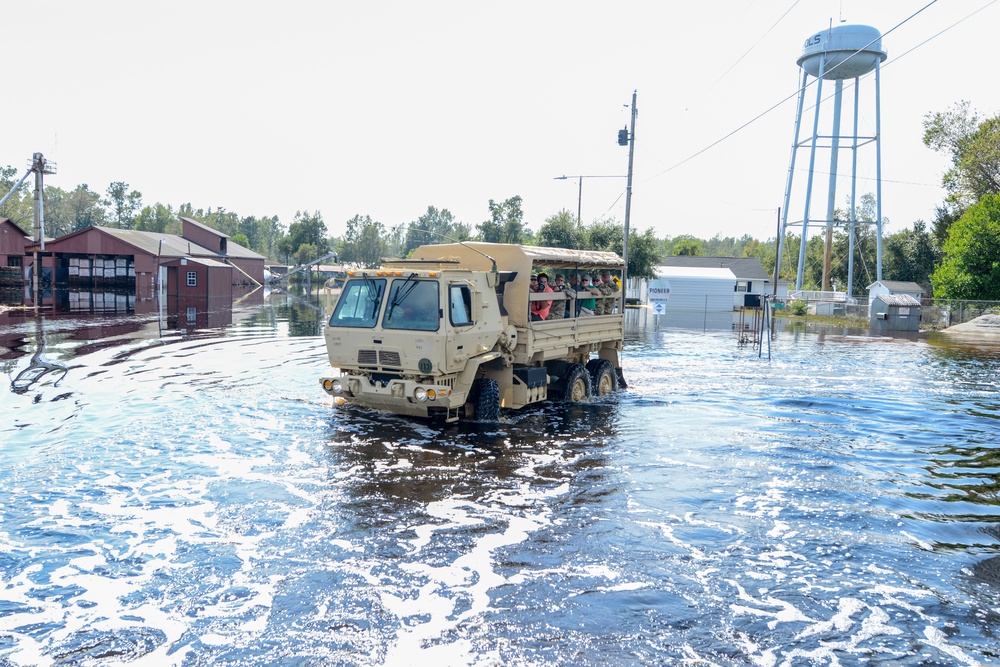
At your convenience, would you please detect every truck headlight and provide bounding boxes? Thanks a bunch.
[414,387,428,402]
[331,379,343,394]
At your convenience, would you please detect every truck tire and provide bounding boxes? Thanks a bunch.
[560,363,592,402]
[586,359,618,396]
[473,378,501,422]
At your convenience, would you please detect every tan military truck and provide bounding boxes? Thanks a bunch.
[318,242,626,422]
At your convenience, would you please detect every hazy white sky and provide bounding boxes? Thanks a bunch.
[7,0,999,242]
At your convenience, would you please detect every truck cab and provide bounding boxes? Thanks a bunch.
[319,242,626,422]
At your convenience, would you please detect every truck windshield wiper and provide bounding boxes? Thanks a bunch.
[387,273,419,312]
[362,273,382,303]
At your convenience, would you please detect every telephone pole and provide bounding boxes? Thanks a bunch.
[620,90,637,306]
[31,152,56,308]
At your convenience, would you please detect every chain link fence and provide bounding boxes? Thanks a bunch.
[779,295,1000,330]
[919,298,1000,329]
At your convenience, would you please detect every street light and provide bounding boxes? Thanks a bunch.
[552,174,626,225]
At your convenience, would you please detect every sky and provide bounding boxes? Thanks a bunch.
[6,0,999,243]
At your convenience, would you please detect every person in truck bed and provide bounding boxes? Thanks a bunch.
[530,272,553,321]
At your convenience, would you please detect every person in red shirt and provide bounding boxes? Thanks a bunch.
[530,272,553,321]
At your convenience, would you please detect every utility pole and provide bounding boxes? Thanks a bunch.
[31,153,56,308]
[620,90,637,308]
[553,175,626,226]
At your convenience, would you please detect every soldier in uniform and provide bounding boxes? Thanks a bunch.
[595,271,616,315]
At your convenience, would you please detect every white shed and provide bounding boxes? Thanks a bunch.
[866,280,925,317]
[648,266,738,328]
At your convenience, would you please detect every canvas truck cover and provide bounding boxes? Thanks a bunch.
[408,242,626,328]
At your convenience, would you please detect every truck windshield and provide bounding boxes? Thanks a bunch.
[328,278,386,328]
[382,278,440,331]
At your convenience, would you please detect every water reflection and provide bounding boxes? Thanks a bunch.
[9,318,67,394]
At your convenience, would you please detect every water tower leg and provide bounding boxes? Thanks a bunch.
[777,69,810,292]
[848,76,861,298]
[875,60,884,282]
[823,79,844,292]
[796,54,826,291]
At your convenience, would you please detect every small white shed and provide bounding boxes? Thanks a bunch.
[646,266,739,328]
[867,280,924,316]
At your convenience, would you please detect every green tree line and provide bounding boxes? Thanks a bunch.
[2,98,997,296]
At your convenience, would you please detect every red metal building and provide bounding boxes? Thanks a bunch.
[0,219,31,286]
[22,217,266,301]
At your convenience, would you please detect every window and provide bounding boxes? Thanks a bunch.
[187,271,197,287]
[449,284,473,326]
[329,278,386,328]
[382,278,440,331]
[186,306,197,324]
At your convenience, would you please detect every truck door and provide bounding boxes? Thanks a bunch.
[445,282,475,373]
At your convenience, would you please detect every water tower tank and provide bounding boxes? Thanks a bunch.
[797,24,886,80]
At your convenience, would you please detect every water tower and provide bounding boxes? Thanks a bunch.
[776,24,887,296]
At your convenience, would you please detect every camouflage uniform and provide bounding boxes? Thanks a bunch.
[594,275,615,315]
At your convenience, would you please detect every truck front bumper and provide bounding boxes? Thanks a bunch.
[319,373,464,418]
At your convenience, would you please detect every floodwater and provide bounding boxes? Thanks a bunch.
[2,290,999,666]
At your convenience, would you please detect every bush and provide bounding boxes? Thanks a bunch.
[788,300,808,316]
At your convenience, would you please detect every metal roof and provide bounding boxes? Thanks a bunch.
[875,293,921,307]
[658,256,769,280]
[655,266,735,279]
[178,217,265,260]
[96,227,215,257]
[867,280,925,293]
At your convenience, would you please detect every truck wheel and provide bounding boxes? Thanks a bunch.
[586,359,618,396]
[560,363,592,402]
[473,378,501,422]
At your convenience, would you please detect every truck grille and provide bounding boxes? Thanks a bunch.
[357,350,402,368]
[379,351,401,367]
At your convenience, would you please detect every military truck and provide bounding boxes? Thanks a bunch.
[318,242,626,422]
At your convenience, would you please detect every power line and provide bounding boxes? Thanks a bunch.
[704,0,803,94]
[641,0,953,184]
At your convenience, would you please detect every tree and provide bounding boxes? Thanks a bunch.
[66,184,106,232]
[931,193,1000,299]
[339,215,388,268]
[584,218,620,251]
[923,101,1000,226]
[671,235,703,256]
[104,181,143,229]
[0,165,33,230]
[294,243,318,267]
[477,196,526,244]
[624,228,661,280]
[231,232,250,248]
[404,206,468,256]
[882,221,939,293]
[537,209,584,248]
[135,203,177,234]
[285,211,330,256]
[580,218,658,280]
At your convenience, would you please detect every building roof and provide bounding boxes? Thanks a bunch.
[875,293,922,307]
[0,218,30,238]
[655,266,736,280]
[867,280,925,294]
[178,217,265,260]
[180,216,228,238]
[32,224,266,262]
[659,256,769,280]
[97,227,217,257]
